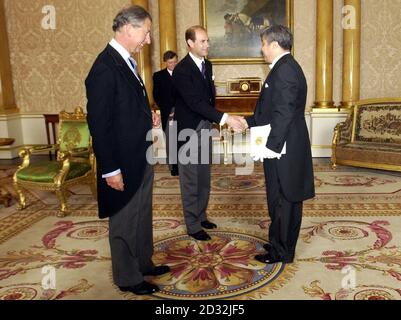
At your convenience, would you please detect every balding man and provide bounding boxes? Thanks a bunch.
[173,25,246,241]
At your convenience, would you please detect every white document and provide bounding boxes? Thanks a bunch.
[250,124,286,161]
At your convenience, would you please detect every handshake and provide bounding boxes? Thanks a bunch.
[225,115,248,132]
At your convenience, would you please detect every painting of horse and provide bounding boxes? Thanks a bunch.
[200,0,292,64]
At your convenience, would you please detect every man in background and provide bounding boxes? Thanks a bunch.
[153,50,179,176]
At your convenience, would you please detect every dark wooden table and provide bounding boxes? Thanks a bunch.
[0,138,15,207]
[215,95,259,114]
[43,114,59,159]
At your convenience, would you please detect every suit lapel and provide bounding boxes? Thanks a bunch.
[106,45,139,90]
[162,68,173,86]
[106,45,152,118]
[204,61,215,97]
[163,68,171,79]
[266,54,292,81]
[204,61,213,84]
[257,54,292,114]
[259,54,292,101]
[185,54,209,90]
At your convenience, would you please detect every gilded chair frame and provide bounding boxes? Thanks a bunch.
[13,107,96,217]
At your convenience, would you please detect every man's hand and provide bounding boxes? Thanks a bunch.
[106,173,124,191]
[226,115,248,132]
[239,117,249,130]
[152,111,161,128]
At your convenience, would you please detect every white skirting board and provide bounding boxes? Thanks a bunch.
[0,113,47,159]
[309,109,350,157]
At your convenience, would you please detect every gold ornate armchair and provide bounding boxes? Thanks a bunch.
[13,107,96,217]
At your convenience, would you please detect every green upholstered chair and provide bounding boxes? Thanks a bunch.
[13,107,96,217]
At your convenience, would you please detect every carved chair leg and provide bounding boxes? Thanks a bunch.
[55,188,68,217]
[13,182,26,210]
[89,180,97,199]
[331,156,337,170]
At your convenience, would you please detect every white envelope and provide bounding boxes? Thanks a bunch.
[250,124,286,160]
[250,124,271,152]
[250,125,270,161]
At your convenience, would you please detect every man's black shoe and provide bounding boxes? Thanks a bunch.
[188,230,211,241]
[263,243,272,252]
[119,281,159,295]
[255,253,293,264]
[255,253,281,264]
[143,265,170,276]
[171,165,179,176]
[201,220,217,229]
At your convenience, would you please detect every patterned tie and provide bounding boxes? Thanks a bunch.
[201,61,206,79]
[128,57,139,79]
[128,57,146,96]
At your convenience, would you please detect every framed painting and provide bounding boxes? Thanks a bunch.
[200,0,293,64]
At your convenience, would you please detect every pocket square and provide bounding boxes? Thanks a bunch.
[265,83,269,88]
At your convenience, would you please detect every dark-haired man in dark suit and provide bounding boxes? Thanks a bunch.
[244,25,315,264]
[153,50,179,176]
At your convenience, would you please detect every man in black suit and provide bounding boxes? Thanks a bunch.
[173,25,246,241]
[153,50,179,176]
[244,25,315,264]
[85,5,169,295]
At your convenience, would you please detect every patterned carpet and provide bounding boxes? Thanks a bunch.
[1,160,401,300]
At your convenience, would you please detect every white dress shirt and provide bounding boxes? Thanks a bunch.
[109,38,142,83]
[269,51,290,69]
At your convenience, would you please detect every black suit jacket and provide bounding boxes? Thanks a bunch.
[153,68,176,130]
[246,54,315,202]
[85,44,153,218]
[172,54,223,139]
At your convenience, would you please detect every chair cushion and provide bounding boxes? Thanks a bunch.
[336,143,401,166]
[355,104,401,144]
[341,142,401,153]
[17,161,91,183]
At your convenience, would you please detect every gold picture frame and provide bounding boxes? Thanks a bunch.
[200,0,294,65]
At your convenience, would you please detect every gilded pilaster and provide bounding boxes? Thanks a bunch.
[314,0,334,108]
[341,0,361,108]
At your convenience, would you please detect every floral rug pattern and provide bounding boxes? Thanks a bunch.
[1,161,401,300]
